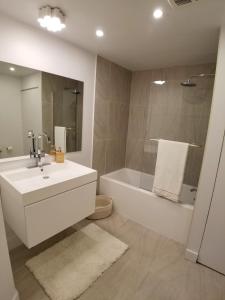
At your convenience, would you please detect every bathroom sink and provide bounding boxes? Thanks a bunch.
[0,160,97,248]
[0,160,97,206]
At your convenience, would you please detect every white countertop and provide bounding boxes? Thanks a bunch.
[0,160,97,206]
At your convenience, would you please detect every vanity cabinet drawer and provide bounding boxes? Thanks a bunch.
[25,181,96,248]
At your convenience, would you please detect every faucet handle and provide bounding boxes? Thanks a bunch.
[37,149,45,157]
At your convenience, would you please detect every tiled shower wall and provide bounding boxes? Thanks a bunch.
[126,64,215,186]
[93,59,215,187]
[42,72,83,153]
[92,56,131,179]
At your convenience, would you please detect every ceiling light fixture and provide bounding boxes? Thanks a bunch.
[38,6,66,32]
[96,29,104,38]
[153,80,166,85]
[9,67,15,72]
[153,8,163,19]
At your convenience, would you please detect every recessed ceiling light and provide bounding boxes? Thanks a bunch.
[153,8,163,19]
[38,6,66,32]
[153,80,166,85]
[9,67,15,72]
[96,29,104,38]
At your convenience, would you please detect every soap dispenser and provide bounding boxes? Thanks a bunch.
[56,147,64,163]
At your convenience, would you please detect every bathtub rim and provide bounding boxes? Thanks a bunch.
[100,168,194,211]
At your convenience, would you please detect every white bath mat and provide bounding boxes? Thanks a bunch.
[26,223,128,300]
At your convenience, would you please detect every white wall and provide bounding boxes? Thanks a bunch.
[0,13,97,167]
[0,200,18,300]
[21,72,42,154]
[0,74,24,158]
[0,12,96,255]
[186,27,225,261]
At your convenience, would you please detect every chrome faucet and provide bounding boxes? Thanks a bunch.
[27,130,51,167]
[27,130,37,157]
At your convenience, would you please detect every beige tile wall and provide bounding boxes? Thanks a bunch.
[126,64,215,186]
[92,56,131,181]
[93,58,215,187]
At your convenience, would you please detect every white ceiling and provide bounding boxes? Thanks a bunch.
[0,0,225,70]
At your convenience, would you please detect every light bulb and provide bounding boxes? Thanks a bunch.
[96,29,104,37]
[37,6,66,32]
[153,8,163,19]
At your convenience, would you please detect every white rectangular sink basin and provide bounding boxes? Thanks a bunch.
[0,160,97,206]
[0,160,97,247]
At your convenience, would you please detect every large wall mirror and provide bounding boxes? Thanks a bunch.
[0,61,83,159]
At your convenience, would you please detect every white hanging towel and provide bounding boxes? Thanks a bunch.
[54,126,66,153]
[152,139,189,202]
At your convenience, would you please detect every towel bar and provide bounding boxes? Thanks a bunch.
[148,139,201,148]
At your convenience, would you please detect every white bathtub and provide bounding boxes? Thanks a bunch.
[100,168,195,244]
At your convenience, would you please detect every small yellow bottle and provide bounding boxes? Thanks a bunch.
[55,147,65,163]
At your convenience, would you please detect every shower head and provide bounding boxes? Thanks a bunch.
[181,79,196,87]
[181,73,215,87]
[64,88,80,95]
[71,89,80,95]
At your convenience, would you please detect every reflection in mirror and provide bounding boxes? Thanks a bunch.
[0,61,83,159]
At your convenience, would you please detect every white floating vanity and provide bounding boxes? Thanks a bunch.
[0,160,97,248]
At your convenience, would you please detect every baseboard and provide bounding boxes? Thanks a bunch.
[12,290,20,300]
[185,248,198,262]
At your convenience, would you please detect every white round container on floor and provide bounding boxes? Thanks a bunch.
[88,195,113,220]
